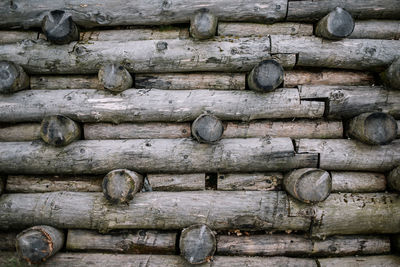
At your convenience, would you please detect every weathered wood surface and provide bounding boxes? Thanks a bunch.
[247,60,284,92]
[0,138,319,174]
[84,123,191,139]
[299,85,400,119]
[296,139,400,171]
[0,89,324,123]
[287,0,400,21]
[315,7,355,40]
[217,235,390,256]
[218,22,313,37]
[318,255,400,267]
[0,231,17,250]
[67,229,176,254]
[331,172,386,193]
[222,120,343,139]
[190,10,217,40]
[147,174,205,191]
[381,57,400,90]
[217,173,283,191]
[0,31,42,44]
[0,123,41,141]
[98,64,133,92]
[40,115,81,146]
[180,224,216,264]
[192,114,224,143]
[0,61,29,94]
[102,169,143,204]
[31,75,102,89]
[350,20,400,40]
[388,166,400,192]
[42,10,79,45]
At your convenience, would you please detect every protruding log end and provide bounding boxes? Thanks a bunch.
[348,112,398,145]
[102,169,143,204]
[284,168,332,203]
[190,9,218,40]
[191,114,224,143]
[0,61,29,94]
[381,58,400,90]
[180,224,216,264]
[247,60,284,92]
[316,7,355,40]
[40,115,81,147]
[16,225,64,264]
[388,166,400,192]
[42,10,79,45]
[98,63,133,92]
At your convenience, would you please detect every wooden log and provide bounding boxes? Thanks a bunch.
[287,0,400,21]
[217,234,390,256]
[42,10,79,45]
[84,122,191,139]
[0,138,319,174]
[318,255,400,267]
[283,168,331,203]
[222,120,343,139]
[16,225,64,264]
[0,31,42,44]
[180,224,216,264]
[315,7,355,40]
[0,89,325,123]
[0,61,29,94]
[217,22,313,37]
[0,231,17,250]
[0,191,312,232]
[66,229,176,254]
[388,166,400,192]
[102,169,143,204]
[247,60,284,92]
[98,64,133,92]
[283,69,376,88]
[135,73,245,90]
[348,112,398,145]
[381,57,400,90]
[331,172,386,193]
[350,20,400,40]
[190,9,217,40]
[147,174,205,191]
[31,75,102,89]
[296,139,400,171]
[40,115,81,146]
[191,114,224,143]
[0,123,41,141]
[217,173,283,191]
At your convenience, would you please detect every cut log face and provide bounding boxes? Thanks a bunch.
[40,115,81,146]
[16,225,64,264]
[348,112,398,145]
[284,168,332,203]
[179,224,216,264]
[102,169,143,204]
[388,166,400,192]
[247,60,284,92]
[98,64,133,92]
[190,10,217,40]
[191,114,224,143]
[42,10,79,44]
[0,61,29,94]
[381,57,400,90]
[316,7,355,39]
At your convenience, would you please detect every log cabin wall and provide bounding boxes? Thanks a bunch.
[0,0,400,266]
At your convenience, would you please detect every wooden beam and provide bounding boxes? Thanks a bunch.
[147,174,205,191]
[330,172,386,193]
[218,22,313,37]
[0,123,41,141]
[318,255,400,267]
[350,20,400,40]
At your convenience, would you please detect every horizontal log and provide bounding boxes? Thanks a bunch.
[217,173,283,191]
[318,255,400,267]
[31,75,102,90]
[296,139,400,171]
[147,174,205,191]
[0,89,324,123]
[350,20,400,40]
[0,31,43,44]
[0,123,41,141]
[330,172,386,193]
[0,231,17,250]
[218,22,313,37]
[217,235,390,256]
[66,229,176,254]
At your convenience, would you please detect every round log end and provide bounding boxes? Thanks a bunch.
[42,10,79,45]
[16,225,64,264]
[190,9,218,40]
[191,114,224,143]
[40,115,81,147]
[388,166,400,192]
[247,60,284,92]
[102,169,143,204]
[0,61,29,94]
[98,63,133,92]
[381,58,400,90]
[180,224,216,264]
[316,7,355,40]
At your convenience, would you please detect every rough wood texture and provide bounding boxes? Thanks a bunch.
[331,172,386,193]
[0,231,17,250]
[40,115,81,146]
[0,123,41,141]
[67,229,176,254]
[135,73,245,90]
[296,139,400,171]
[0,31,42,44]
[16,225,64,264]
[84,123,191,139]
[190,10,217,40]
[318,255,400,267]
[42,10,79,45]
[0,89,324,123]
[192,114,224,143]
[217,173,283,191]
[350,20,400,40]
[248,60,284,92]
[0,61,29,94]
[0,138,318,174]
[348,112,398,145]
[381,57,400,90]
[315,7,355,40]
[98,64,133,92]
[180,224,216,264]
[218,22,313,37]
[102,169,143,204]
[31,75,102,89]
[388,166,400,191]
[147,174,205,191]
[223,120,343,139]
[217,235,390,257]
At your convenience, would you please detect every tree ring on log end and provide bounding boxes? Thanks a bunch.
[316,7,354,40]
[381,57,400,90]
[0,61,29,94]
[180,224,216,264]
[191,114,224,143]
[40,115,81,147]
[42,10,79,45]
[190,9,218,40]
[388,166,400,192]
[102,169,143,204]
[98,63,133,92]
[247,59,284,92]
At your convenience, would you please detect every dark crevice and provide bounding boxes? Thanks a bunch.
[175,230,181,255]
[205,173,218,190]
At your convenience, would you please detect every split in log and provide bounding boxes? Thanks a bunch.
[191,114,224,143]
[0,231,17,251]
[0,89,325,123]
[296,139,400,171]
[16,225,64,264]
[84,123,191,139]
[330,172,386,193]
[0,61,29,94]
[66,229,176,254]
[190,9,217,40]
[388,166,400,192]
[217,22,313,37]
[98,64,133,92]
[31,75,102,89]
[318,255,400,267]
[247,60,284,92]
[350,20,400,40]
[0,31,43,44]
[315,7,354,40]
[147,174,205,191]
[0,123,41,141]
[180,224,216,264]
[102,169,143,204]
[347,112,398,145]
[381,57,400,90]
[283,168,332,203]
[42,10,79,45]
[40,115,81,146]
[217,173,283,191]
